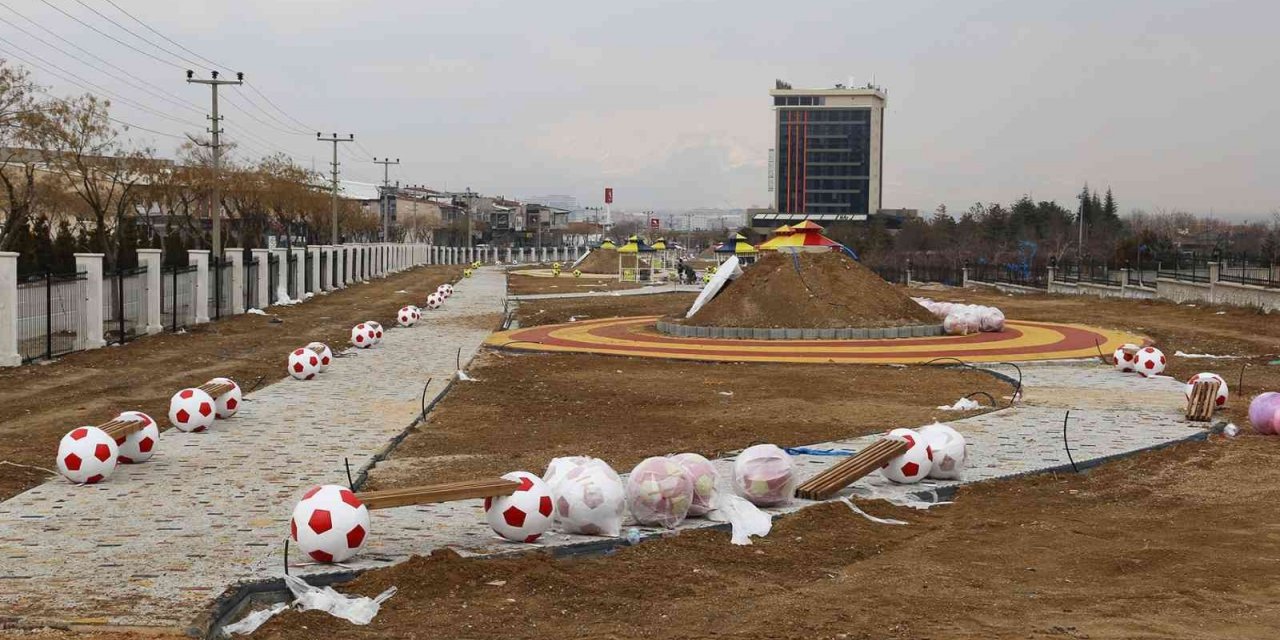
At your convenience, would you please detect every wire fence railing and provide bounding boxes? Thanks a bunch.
[103,266,148,345]
[17,271,86,363]
[160,264,198,332]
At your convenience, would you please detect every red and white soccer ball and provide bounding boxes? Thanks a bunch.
[56,426,118,484]
[1113,343,1140,372]
[1184,372,1229,407]
[553,463,626,536]
[207,377,241,419]
[732,444,796,507]
[397,305,420,327]
[290,484,370,563]
[169,388,216,432]
[350,323,377,348]
[306,342,333,372]
[484,471,554,542]
[626,457,695,528]
[287,347,321,380]
[437,283,453,299]
[673,452,719,516]
[1135,346,1167,378]
[425,293,443,310]
[367,321,384,344]
[113,410,159,464]
[880,428,933,484]
[916,423,966,480]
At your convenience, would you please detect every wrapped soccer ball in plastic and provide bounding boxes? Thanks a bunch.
[290,484,370,563]
[1249,392,1280,435]
[56,426,118,484]
[916,423,966,480]
[554,462,626,536]
[350,323,377,348]
[168,388,216,432]
[206,377,242,419]
[484,471,554,542]
[397,305,420,327]
[880,428,933,483]
[366,321,384,345]
[113,410,159,464]
[1113,343,1140,373]
[306,342,333,372]
[626,456,695,528]
[287,347,321,380]
[1135,346,1167,378]
[1184,372,1229,408]
[732,444,796,506]
[673,452,719,516]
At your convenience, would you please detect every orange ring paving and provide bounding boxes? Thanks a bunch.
[485,316,1144,364]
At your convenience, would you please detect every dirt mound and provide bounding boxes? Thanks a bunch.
[575,248,619,273]
[685,251,937,329]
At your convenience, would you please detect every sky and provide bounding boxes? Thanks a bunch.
[3,0,1278,220]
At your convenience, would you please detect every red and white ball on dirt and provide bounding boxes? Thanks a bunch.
[287,347,321,380]
[56,426,118,484]
[206,377,241,419]
[113,410,159,464]
[290,484,370,563]
[306,341,333,372]
[484,471,554,542]
[1135,346,1167,377]
[626,457,695,528]
[350,323,377,348]
[732,444,796,506]
[916,423,966,480]
[366,321,384,345]
[425,292,442,309]
[880,428,934,484]
[1113,343,1140,373]
[397,305,420,327]
[168,388,216,432]
[673,452,720,516]
[1184,372,1230,407]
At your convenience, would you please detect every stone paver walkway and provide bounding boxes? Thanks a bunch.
[0,268,506,629]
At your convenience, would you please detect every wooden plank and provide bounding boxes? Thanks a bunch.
[99,419,145,440]
[1186,379,1219,422]
[197,382,236,397]
[796,438,910,500]
[355,479,521,511]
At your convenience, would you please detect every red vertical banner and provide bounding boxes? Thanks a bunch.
[604,187,613,204]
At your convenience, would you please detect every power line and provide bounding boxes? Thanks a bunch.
[69,0,207,70]
[37,0,185,70]
[32,86,185,140]
[219,91,310,137]
[244,82,315,133]
[98,0,232,72]
[229,87,311,135]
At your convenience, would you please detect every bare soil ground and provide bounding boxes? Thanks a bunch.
[0,266,463,501]
[506,272,644,296]
[514,292,697,327]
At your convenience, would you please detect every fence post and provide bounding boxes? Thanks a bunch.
[1047,265,1056,287]
[307,246,320,293]
[0,252,18,366]
[226,248,245,315]
[320,246,335,291]
[187,250,210,324]
[250,248,270,309]
[1209,261,1221,303]
[961,264,970,288]
[136,248,163,335]
[271,248,288,303]
[73,253,107,349]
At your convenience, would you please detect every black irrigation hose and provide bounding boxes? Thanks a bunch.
[1238,362,1248,397]
[456,346,462,371]
[1063,410,1079,472]
[919,356,1023,407]
[1094,337,1113,366]
[963,391,998,407]
[243,375,267,394]
[283,538,290,576]
[419,377,433,423]
[491,339,547,349]
[344,457,354,491]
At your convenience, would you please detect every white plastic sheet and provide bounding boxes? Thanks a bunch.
[283,574,396,626]
[707,492,773,545]
[222,603,287,636]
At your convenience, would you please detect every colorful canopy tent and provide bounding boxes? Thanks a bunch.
[617,235,657,282]
[598,238,618,250]
[714,233,758,265]
[650,237,671,272]
[758,220,843,253]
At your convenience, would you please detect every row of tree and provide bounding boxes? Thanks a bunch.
[0,60,385,275]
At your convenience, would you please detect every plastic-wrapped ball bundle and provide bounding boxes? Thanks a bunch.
[942,314,968,336]
[113,410,159,464]
[1135,346,1167,378]
[56,426,118,484]
[287,347,321,380]
[350,323,377,348]
[880,428,933,483]
[1184,372,1229,408]
[979,307,1005,332]
[673,452,719,516]
[484,471,554,542]
[290,484,370,563]
[731,444,796,507]
[1113,343,1140,373]
[306,342,333,372]
[554,463,626,536]
[626,456,695,528]
[916,423,966,480]
[542,456,592,493]
[1249,392,1280,435]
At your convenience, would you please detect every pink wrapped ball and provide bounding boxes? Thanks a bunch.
[1249,392,1280,435]
[626,456,694,528]
[672,452,719,516]
[732,444,796,506]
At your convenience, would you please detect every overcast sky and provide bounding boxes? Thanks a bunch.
[5,0,1277,219]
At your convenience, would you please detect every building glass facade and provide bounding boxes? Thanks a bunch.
[776,106,871,217]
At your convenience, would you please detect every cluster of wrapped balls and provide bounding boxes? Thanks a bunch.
[913,298,1005,335]
[879,424,968,484]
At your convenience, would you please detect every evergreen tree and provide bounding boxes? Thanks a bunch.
[11,218,37,275]
[52,220,77,274]
[30,217,53,273]
[1102,188,1118,221]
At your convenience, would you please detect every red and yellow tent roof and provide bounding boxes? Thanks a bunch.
[714,233,758,254]
[759,220,842,252]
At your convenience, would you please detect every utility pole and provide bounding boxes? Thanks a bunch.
[317,133,355,245]
[186,70,243,259]
[373,157,400,241]
[464,187,476,249]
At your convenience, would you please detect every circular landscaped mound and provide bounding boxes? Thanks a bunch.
[574,248,621,274]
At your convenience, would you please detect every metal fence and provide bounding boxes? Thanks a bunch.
[1082,263,1123,287]
[286,251,299,300]
[1218,261,1277,288]
[268,253,280,304]
[319,250,328,292]
[160,264,198,331]
[1156,260,1210,283]
[103,266,148,345]
[1127,268,1157,289]
[244,257,259,310]
[208,258,234,320]
[909,262,963,286]
[970,263,1048,289]
[871,264,906,285]
[16,271,86,362]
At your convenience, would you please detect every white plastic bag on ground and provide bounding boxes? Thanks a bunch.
[707,492,773,544]
[732,444,797,506]
[283,574,396,626]
[553,462,626,536]
[937,397,981,411]
[222,603,287,636]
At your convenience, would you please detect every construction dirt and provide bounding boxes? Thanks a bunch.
[515,292,697,327]
[362,351,1009,490]
[0,265,463,502]
[506,272,644,296]
[573,248,622,274]
[686,252,938,329]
